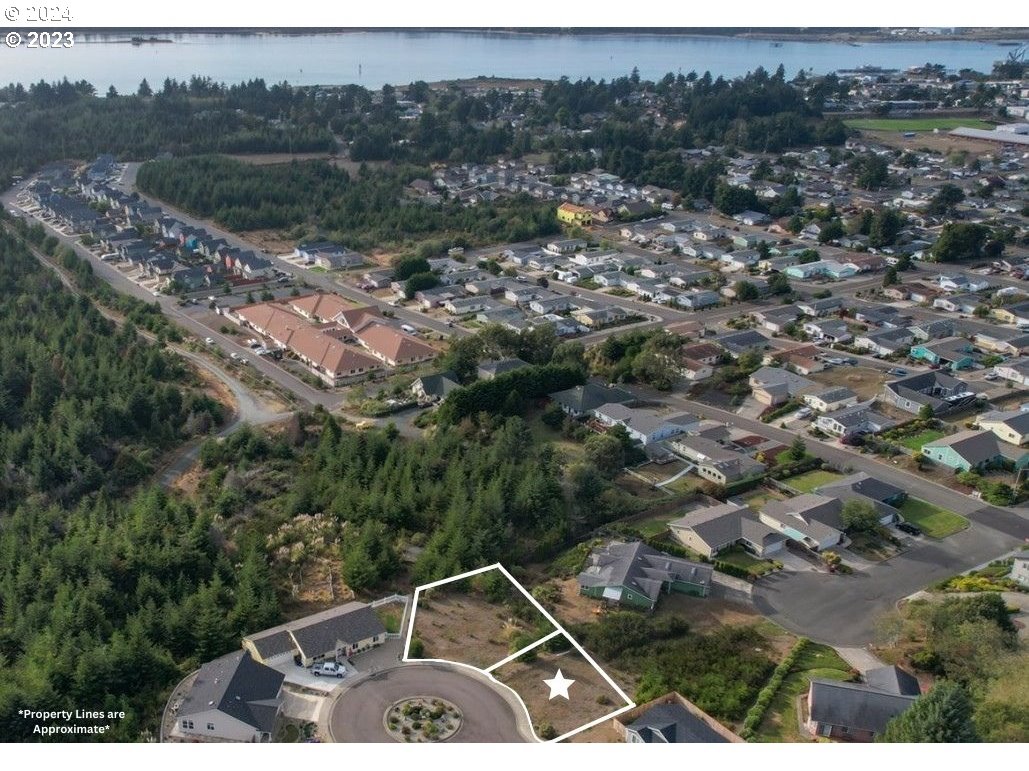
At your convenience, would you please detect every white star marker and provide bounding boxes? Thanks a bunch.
[544,668,575,700]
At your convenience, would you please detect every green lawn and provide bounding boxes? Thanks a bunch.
[783,469,844,493]
[898,498,969,539]
[742,489,788,509]
[633,513,679,538]
[844,118,995,131]
[753,644,854,743]
[717,546,777,578]
[897,429,945,452]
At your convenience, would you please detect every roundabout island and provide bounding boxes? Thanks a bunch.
[327,661,533,743]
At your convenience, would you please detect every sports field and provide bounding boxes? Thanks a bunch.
[844,118,994,131]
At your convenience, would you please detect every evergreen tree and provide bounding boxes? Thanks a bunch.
[879,682,978,742]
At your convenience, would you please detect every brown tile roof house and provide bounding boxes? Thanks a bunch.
[288,292,354,322]
[334,304,384,332]
[234,302,382,385]
[355,322,437,367]
[681,342,723,365]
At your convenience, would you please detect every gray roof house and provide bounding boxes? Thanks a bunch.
[815,403,897,439]
[758,494,845,552]
[411,371,462,403]
[550,381,635,417]
[477,358,530,380]
[593,403,700,446]
[243,601,387,668]
[577,541,713,610]
[669,502,787,558]
[621,694,742,743]
[815,472,906,506]
[807,666,920,742]
[175,651,284,742]
[714,329,770,358]
[881,371,976,416]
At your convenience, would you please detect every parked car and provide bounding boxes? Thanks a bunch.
[984,372,999,381]
[230,352,240,360]
[888,368,908,376]
[897,522,922,536]
[311,662,346,678]
[796,407,812,419]
[204,337,214,345]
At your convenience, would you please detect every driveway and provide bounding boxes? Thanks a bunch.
[327,662,532,743]
[752,519,1018,645]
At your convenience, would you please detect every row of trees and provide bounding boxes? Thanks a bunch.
[136,155,560,250]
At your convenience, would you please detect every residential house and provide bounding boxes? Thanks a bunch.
[411,371,461,403]
[996,356,1029,386]
[544,238,586,255]
[854,328,915,357]
[444,296,494,315]
[242,601,387,669]
[714,330,770,358]
[577,541,712,610]
[882,371,976,416]
[355,323,437,367]
[477,358,530,380]
[758,494,846,552]
[675,290,721,310]
[232,252,275,280]
[806,666,920,742]
[289,293,353,324]
[754,306,801,334]
[975,410,1029,447]
[803,319,852,344]
[573,306,629,328]
[678,357,713,382]
[593,403,700,445]
[556,202,593,227]
[294,241,363,269]
[669,435,767,486]
[992,300,1029,326]
[922,430,1004,472]
[174,651,284,743]
[909,337,975,371]
[815,403,897,439]
[669,502,787,559]
[933,293,983,314]
[974,332,1029,357]
[617,693,743,744]
[681,343,723,366]
[815,472,907,508]
[909,319,954,343]
[803,386,859,414]
[733,210,770,226]
[796,297,845,317]
[937,272,990,293]
[748,366,815,406]
[550,381,635,418]
[1012,551,1029,589]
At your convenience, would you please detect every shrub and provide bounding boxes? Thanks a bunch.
[739,637,810,740]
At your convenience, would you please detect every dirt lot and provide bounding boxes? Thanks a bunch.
[810,365,886,401]
[492,644,631,739]
[857,129,999,155]
[411,584,556,670]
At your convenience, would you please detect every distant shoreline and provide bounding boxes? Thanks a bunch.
[64,27,1029,45]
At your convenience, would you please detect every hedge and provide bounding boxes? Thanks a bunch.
[739,637,810,740]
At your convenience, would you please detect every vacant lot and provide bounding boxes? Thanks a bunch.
[898,497,969,539]
[783,469,844,493]
[897,429,946,452]
[752,643,854,743]
[810,366,886,401]
[844,118,994,131]
[492,643,631,740]
[411,577,556,669]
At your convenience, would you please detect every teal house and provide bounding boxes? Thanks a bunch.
[910,337,975,371]
[922,430,1003,472]
[577,541,712,610]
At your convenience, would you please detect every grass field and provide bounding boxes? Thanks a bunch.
[717,546,777,578]
[783,469,844,493]
[753,644,854,743]
[631,513,680,538]
[899,497,969,539]
[844,118,995,131]
[897,429,946,452]
[742,488,788,509]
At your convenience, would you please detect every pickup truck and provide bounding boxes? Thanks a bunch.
[311,661,346,678]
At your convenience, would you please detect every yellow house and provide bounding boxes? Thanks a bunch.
[557,202,593,227]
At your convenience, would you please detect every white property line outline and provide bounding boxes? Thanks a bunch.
[483,629,563,674]
[403,562,636,743]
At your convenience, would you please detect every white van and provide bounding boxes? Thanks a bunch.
[400,324,417,335]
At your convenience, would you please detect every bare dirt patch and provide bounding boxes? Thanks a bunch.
[810,365,886,401]
[410,575,556,670]
[242,229,296,256]
[858,129,999,156]
[492,643,631,740]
